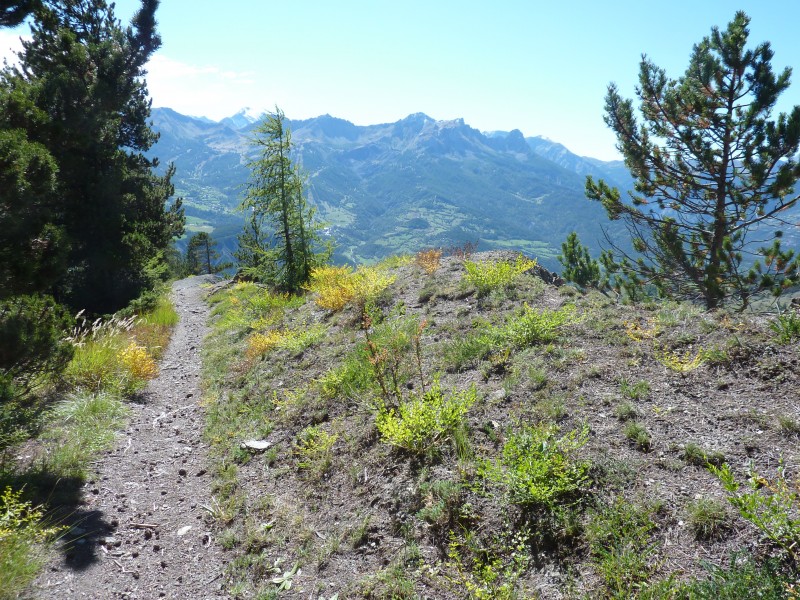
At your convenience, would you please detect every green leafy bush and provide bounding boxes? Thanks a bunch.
[463,255,536,297]
[375,381,476,454]
[483,423,590,509]
[769,311,800,344]
[710,462,800,564]
[0,486,63,599]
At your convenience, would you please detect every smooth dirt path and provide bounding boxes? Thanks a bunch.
[36,276,230,600]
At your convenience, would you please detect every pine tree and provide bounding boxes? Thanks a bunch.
[238,107,330,291]
[0,0,36,27]
[586,12,800,310]
[1,0,184,313]
[558,232,601,289]
[186,232,228,275]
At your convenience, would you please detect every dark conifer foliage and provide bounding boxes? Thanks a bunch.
[0,0,183,313]
[558,232,601,289]
[587,12,800,309]
[0,0,37,27]
[186,232,229,275]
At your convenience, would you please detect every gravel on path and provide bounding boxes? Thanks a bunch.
[36,276,231,600]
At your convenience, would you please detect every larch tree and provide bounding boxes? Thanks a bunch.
[586,11,800,310]
[238,107,330,291]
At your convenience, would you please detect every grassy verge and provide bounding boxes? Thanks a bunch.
[0,287,179,599]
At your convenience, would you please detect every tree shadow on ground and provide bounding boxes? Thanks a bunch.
[0,468,115,570]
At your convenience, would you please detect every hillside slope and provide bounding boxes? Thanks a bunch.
[201,251,800,598]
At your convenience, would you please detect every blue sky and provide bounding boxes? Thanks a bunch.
[2,1,799,160]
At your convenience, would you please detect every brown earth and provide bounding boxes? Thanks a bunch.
[35,276,230,600]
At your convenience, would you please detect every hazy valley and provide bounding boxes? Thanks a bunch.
[149,108,633,271]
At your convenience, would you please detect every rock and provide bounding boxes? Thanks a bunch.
[490,389,507,402]
[241,439,272,452]
[176,526,192,537]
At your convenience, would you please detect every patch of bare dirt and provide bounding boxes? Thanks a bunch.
[36,276,230,600]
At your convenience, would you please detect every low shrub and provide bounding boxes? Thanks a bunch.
[482,423,590,510]
[306,265,396,312]
[416,248,442,274]
[463,255,537,297]
[375,381,476,455]
[710,462,800,564]
[0,487,63,600]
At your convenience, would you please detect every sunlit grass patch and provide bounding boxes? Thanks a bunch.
[463,255,537,297]
[38,390,128,478]
[0,487,64,600]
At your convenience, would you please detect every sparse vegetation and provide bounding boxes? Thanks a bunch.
[770,311,800,344]
[624,421,652,451]
[687,497,729,540]
[200,250,800,598]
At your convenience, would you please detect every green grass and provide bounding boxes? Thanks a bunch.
[38,391,129,478]
[619,378,650,401]
[682,442,725,467]
[642,553,793,599]
[0,487,63,600]
[586,497,659,598]
[686,498,729,540]
[624,421,652,451]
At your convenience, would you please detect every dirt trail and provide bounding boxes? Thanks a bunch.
[36,276,230,600]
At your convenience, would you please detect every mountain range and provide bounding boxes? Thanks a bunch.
[149,108,635,271]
